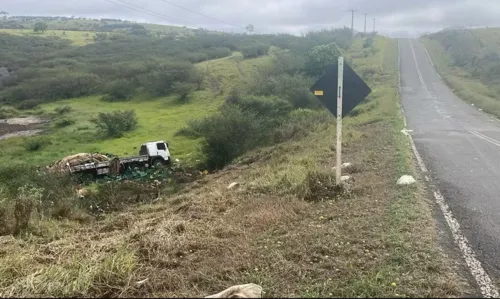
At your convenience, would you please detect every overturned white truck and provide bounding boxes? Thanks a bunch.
[51,141,171,180]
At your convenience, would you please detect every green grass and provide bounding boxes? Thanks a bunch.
[0,36,471,298]
[422,29,500,117]
[0,28,95,46]
[0,53,271,166]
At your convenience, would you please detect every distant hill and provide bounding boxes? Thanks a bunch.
[0,15,195,36]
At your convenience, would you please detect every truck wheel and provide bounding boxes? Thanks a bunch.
[152,158,165,168]
[128,162,143,171]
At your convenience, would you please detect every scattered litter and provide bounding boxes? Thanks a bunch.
[400,129,413,136]
[136,278,149,287]
[397,175,416,185]
[227,182,239,189]
[332,162,352,170]
[479,108,483,111]
[205,283,263,298]
[471,103,475,107]
[340,175,351,182]
[175,158,180,163]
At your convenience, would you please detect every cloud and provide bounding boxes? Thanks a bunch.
[2,0,500,35]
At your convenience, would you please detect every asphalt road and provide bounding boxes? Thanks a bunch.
[399,38,500,290]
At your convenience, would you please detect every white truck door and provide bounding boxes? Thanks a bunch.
[155,142,170,161]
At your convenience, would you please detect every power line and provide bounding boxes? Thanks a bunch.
[158,0,247,32]
[102,0,195,27]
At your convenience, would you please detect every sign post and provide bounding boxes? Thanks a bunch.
[309,58,371,185]
[336,57,344,185]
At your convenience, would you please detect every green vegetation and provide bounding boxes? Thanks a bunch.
[422,28,500,117]
[0,18,470,297]
[93,110,138,138]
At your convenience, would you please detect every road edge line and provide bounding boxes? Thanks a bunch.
[397,38,499,298]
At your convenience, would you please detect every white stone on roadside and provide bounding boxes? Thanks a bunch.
[227,182,239,189]
[397,175,416,185]
[479,108,483,111]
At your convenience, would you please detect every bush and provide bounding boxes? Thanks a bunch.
[24,136,51,151]
[101,79,135,102]
[54,118,75,128]
[363,37,374,48]
[274,109,331,143]
[93,110,138,137]
[187,105,265,169]
[171,82,196,102]
[54,105,72,114]
[15,99,42,110]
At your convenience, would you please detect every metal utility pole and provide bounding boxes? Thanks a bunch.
[364,14,367,34]
[349,9,357,35]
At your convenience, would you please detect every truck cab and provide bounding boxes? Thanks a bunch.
[139,140,171,167]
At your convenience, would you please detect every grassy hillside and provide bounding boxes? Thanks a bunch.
[422,28,500,117]
[0,28,95,45]
[0,52,269,166]
[0,35,472,297]
[0,16,191,35]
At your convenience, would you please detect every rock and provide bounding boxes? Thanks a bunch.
[205,283,263,298]
[397,175,416,185]
[227,182,239,189]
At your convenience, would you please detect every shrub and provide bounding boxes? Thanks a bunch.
[188,105,265,169]
[54,118,75,128]
[24,136,51,151]
[15,99,42,110]
[93,110,138,137]
[54,105,72,114]
[101,79,135,102]
[363,37,374,48]
[274,109,331,143]
[171,82,196,102]
[13,185,43,235]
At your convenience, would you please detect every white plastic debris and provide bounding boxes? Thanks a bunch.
[205,283,263,298]
[332,162,352,170]
[400,129,413,136]
[175,158,180,163]
[397,175,416,185]
[340,175,351,182]
[227,182,239,189]
[135,278,149,287]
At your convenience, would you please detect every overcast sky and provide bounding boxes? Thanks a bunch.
[2,0,500,36]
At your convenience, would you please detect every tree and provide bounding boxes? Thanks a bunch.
[304,43,341,77]
[33,22,48,33]
[246,24,254,34]
[172,82,196,102]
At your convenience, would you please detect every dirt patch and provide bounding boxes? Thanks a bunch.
[0,117,45,140]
